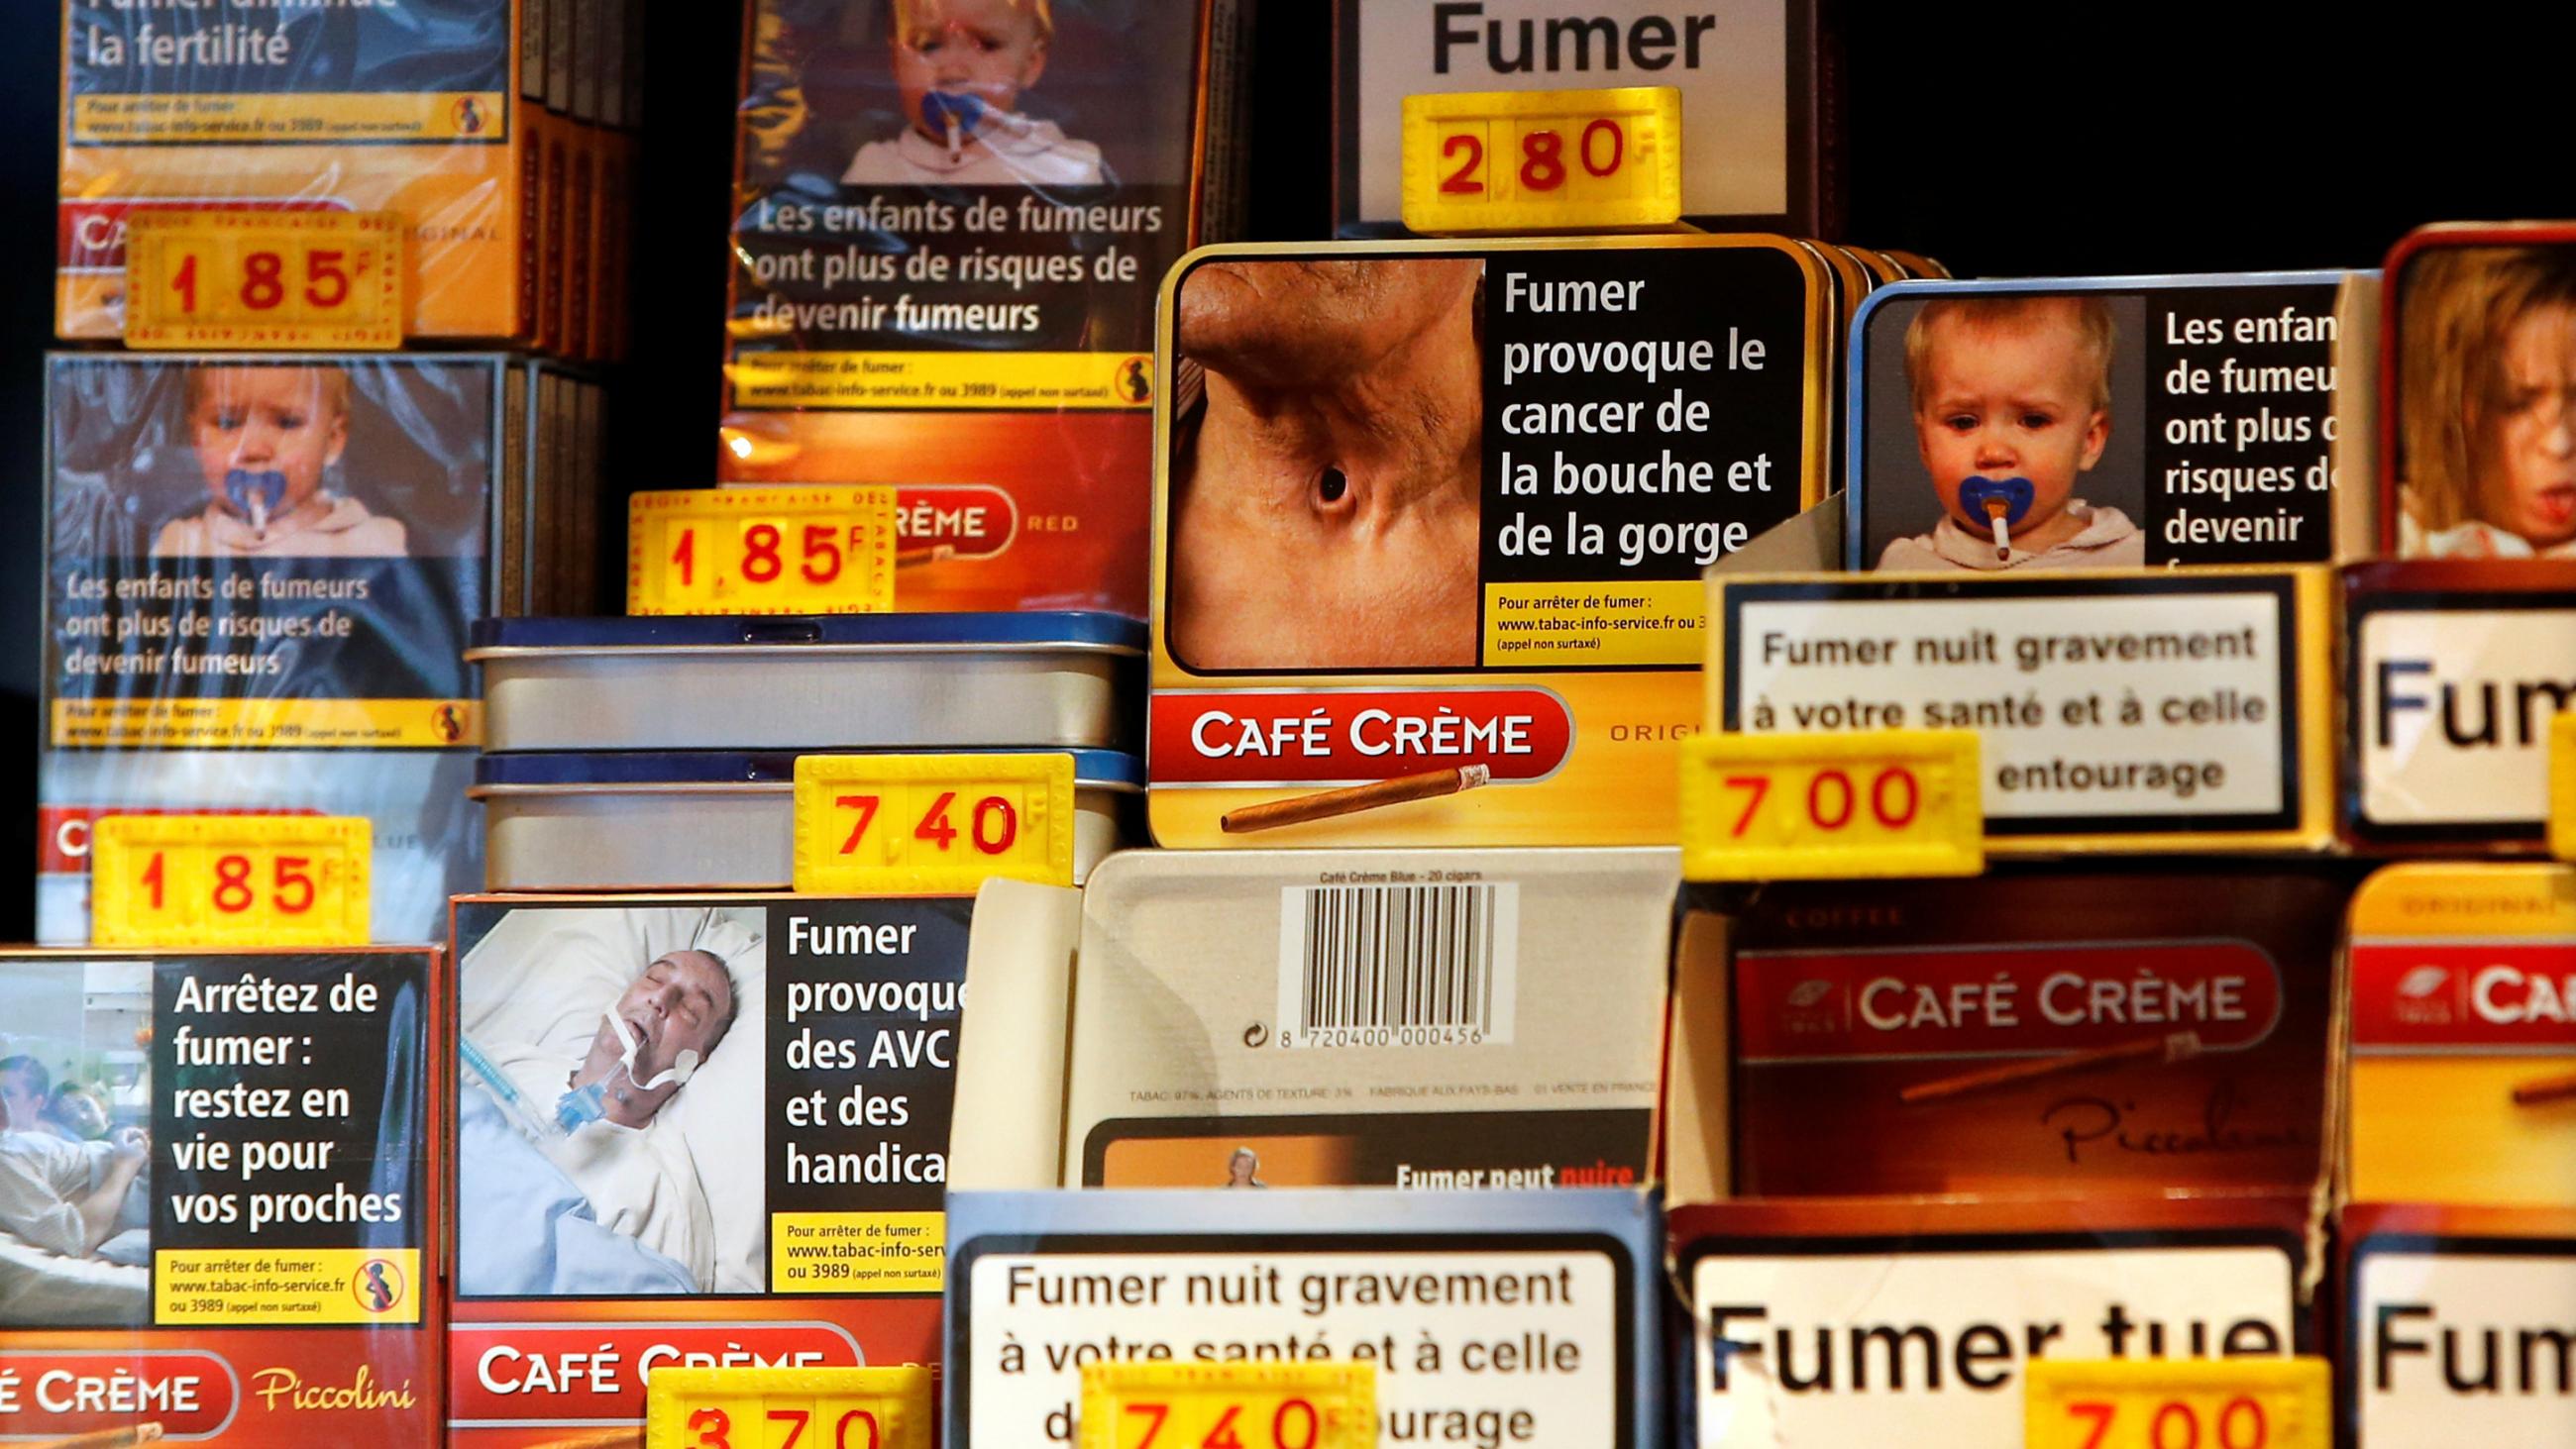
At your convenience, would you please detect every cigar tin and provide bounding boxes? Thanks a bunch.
[467,612,1143,753]
[472,748,1140,889]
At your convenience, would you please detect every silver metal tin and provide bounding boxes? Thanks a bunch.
[466,613,1143,753]
[471,749,1140,890]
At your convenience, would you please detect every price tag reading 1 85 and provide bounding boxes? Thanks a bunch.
[1400,86,1682,235]
[629,486,899,615]
[2024,1359,2330,1449]
[89,815,371,948]
[1081,1363,1375,1449]
[123,209,403,350]
[645,1366,931,1449]
[792,753,1074,895]
[1678,728,1984,881]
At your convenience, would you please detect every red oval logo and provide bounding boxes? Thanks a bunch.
[0,1349,239,1439]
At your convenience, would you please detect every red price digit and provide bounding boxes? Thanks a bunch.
[142,851,167,910]
[2066,1401,2115,1449]
[767,1408,809,1449]
[1724,775,1770,836]
[1806,769,1854,830]
[742,523,785,582]
[1870,766,1919,827]
[1440,133,1484,193]
[171,255,199,314]
[305,249,349,308]
[213,854,256,913]
[2218,1397,2268,1449]
[241,251,285,310]
[1271,1399,1319,1449]
[913,791,959,851]
[672,527,696,585]
[835,1409,881,1449]
[1520,130,1565,190]
[1579,118,1624,176]
[1126,1402,1169,1449]
[801,522,843,583]
[1199,1405,1245,1449]
[836,795,882,855]
[2152,1402,2200,1449]
[687,1406,732,1449]
[971,795,1018,855]
[272,855,315,915]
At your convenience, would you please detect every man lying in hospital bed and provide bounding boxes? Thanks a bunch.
[458,907,768,1296]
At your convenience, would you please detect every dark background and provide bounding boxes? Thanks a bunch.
[2,5,2563,937]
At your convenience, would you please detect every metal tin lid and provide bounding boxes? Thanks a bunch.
[475,748,1145,790]
[467,612,1145,655]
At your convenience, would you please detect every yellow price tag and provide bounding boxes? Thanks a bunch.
[2024,1358,2330,1449]
[1080,1363,1375,1449]
[793,753,1074,895]
[123,209,403,350]
[90,815,371,948]
[2549,711,2576,860]
[628,487,899,616]
[1679,728,1983,881]
[645,1366,931,1449]
[1400,86,1682,235]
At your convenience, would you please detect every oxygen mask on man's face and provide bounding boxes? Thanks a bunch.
[554,1009,701,1134]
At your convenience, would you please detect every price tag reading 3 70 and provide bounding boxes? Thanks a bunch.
[1401,86,1681,234]
[1679,728,1984,881]
[793,753,1074,895]
[1081,1363,1375,1449]
[89,815,372,948]
[2024,1359,2329,1449]
[645,1366,932,1449]
[629,486,899,615]
[124,209,403,350]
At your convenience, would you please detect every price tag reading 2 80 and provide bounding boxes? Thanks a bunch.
[628,486,899,615]
[1678,728,1985,881]
[89,815,372,948]
[792,753,1074,895]
[1400,86,1682,235]
[2024,1359,2329,1449]
[123,209,404,350]
[1080,1363,1375,1449]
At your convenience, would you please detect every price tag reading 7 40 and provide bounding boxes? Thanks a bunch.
[1678,728,1984,881]
[2024,1359,2329,1449]
[792,753,1074,896]
[628,486,899,615]
[124,209,403,350]
[1081,1363,1375,1449]
[89,815,372,948]
[645,1366,931,1449]
[1400,86,1682,235]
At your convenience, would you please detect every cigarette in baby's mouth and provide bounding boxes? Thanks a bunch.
[1899,1030,2203,1105]
[1221,765,1491,834]
[1986,498,2011,560]
[945,117,962,161]
[2512,1071,2576,1107]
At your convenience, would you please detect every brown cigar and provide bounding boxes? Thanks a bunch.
[1899,1030,2203,1106]
[1221,765,1491,834]
[2512,1071,2576,1107]
[896,544,954,569]
[38,1427,165,1448]
[514,1432,639,1449]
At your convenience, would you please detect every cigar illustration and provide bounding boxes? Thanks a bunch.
[2511,1071,2576,1107]
[519,1431,642,1449]
[38,1426,165,1448]
[1985,496,2011,560]
[1899,1030,2204,1106]
[896,543,956,569]
[1221,765,1491,834]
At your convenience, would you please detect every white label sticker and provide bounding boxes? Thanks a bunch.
[966,1247,1620,1445]
[1730,591,2290,826]
[1352,0,1790,222]
[1691,1245,2295,1447]
[1277,882,1520,1048]
[2357,608,2576,827]
[2353,1245,2576,1445]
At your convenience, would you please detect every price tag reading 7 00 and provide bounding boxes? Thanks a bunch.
[2023,1359,2329,1449]
[792,753,1075,896]
[628,486,899,615]
[1400,86,1682,235]
[1081,1363,1375,1449]
[1678,728,1984,881]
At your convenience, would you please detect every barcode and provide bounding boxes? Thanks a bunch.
[1276,883,1518,1048]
